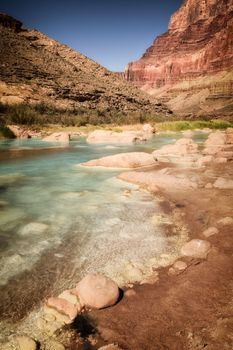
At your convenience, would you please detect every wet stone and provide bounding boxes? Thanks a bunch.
[203,227,219,238]
[16,336,37,350]
[217,217,233,226]
[181,239,211,259]
[46,297,80,321]
[98,345,123,350]
[140,272,159,285]
[45,339,65,350]
[173,260,187,271]
[125,289,136,297]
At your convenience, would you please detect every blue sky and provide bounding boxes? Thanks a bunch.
[0,0,182,71]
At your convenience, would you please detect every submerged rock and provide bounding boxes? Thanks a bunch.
[18,222,49,236]
[0,208,26,228]
[123,263,144,283]
[86,130,147,143]
[75,273,119,309]
[0,173,24,186]
[42,132,70,143]
[81,152,156,168]
[181,239,211,259]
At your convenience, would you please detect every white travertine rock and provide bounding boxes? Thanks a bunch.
[81,152,156,168]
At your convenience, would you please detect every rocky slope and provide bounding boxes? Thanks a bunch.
[125,0,233,118]
[0,13,170,117]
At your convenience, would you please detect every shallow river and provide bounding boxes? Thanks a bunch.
[0,131,207,331]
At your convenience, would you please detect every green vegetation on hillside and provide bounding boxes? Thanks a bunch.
[0,103,232,139]
[0,125,16,139]
[0,102,173,127]
[156,120,233,131]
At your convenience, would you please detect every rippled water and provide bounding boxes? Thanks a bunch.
[0,131,207,327]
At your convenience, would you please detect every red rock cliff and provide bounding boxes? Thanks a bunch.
[125,0,233,118]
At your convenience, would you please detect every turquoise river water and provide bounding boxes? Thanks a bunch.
[0,131,207,331]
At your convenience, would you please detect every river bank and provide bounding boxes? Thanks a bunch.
[1,119,233,140]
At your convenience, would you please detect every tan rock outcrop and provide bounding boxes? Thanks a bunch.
[81,152,156,169]
[152,138,199,165]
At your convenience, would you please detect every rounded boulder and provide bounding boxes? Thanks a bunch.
[181,239,211,259]
[76,274,119,309]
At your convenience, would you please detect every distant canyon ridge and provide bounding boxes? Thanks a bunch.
[0,13,170,119]
[124,0,233,119]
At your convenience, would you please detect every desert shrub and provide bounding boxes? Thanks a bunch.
[210,120,232,129]
[0,101,232,130]
[7,104,40,124]
[0,102,8,114]
[0,125,16,138]
[156,120,233,131]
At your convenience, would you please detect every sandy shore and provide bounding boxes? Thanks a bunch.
[82,160,233,350]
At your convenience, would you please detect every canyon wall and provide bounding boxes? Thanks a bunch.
[125,0,233,118]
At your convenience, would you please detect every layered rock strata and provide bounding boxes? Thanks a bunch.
[125,0,233,118]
